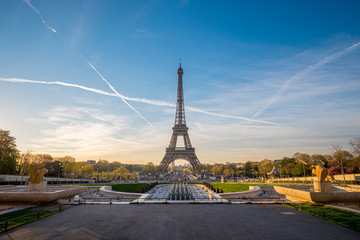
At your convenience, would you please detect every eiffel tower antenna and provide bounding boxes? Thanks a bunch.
[159,61,201,172]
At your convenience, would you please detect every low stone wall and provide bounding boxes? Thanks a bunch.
[274,186,312,202]
[273,173,360,182]
[0,186,87,203]
[334,185,360,192]
[99,186,142,200]
[219,186,262,199]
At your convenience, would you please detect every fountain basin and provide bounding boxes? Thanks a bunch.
[274,186,360,203]
[0,186,86,203]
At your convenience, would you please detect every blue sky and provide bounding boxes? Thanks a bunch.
[1,0,360,164]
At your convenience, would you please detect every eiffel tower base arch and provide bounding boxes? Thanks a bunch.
[159,148,201,173]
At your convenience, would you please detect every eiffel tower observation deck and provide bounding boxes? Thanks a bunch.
[159,60,201,172]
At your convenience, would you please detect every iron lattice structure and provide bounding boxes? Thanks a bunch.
[159,62,201,172]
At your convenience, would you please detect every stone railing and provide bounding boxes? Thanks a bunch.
[219,186,262,199]
[99,186,142,200]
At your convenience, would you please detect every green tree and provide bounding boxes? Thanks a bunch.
[141,162,156,174]
[56,156,77,178]
[81,164,94,178]
[293,152,312,176]
[113,166,130,179]
[280,157,296,177]
[130,171,139,179]
[244,161,253,177]
[211,164,224,176]
[223,168,234,178]
[0,129,19,174]
[293,162,306,176]
[258,159,273,177]
[349,156,360,173]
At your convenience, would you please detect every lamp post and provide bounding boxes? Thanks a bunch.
[279,164,282,183]
[263,166,266,182]
[57,161,62,185]
[303,163,306,184]
[339,157,346,185]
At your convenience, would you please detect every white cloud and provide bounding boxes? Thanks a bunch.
[28,106,129,152]
[26,106,171,162]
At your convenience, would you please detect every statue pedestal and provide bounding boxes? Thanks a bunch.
[313,180,332,192]
[28,181,47,192]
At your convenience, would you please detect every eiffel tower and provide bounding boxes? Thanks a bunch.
[159,61,201,172]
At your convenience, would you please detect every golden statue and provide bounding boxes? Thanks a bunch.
[28,163,48,183]
[300,160,335,182]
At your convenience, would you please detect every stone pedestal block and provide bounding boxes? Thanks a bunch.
[28,181,47,192]
[313,180,332,192]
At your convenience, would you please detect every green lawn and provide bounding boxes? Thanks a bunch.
[211,183,250,193]
[284,203,360,232]
[235,183,290,186]
[0,208,58,232]
[111,183,150,193]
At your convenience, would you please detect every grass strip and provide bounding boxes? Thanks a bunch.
[0,208,58,232]
[111,183,150,193]
[284,203,360,232]
[211,183,250,193]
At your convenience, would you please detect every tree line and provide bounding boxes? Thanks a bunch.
[1,129,359,179]
[199,141,360,178]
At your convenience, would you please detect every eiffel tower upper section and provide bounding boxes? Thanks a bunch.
[175,61,186,127]
[168,61,193,149]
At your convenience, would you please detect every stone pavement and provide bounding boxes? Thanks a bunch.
[1,204,359,240]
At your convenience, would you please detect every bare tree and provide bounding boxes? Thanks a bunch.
[349,137,360,156]
[17,150,32,175]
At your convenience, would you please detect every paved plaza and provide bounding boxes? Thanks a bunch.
[1,204,359,240]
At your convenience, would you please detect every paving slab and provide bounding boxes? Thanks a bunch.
[0,204,359,240]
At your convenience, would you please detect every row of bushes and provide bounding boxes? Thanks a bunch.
[203,182,224,193]
[141,182,158,193]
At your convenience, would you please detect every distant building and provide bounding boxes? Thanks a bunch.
[273,159,281,164]
[86,160,96,165]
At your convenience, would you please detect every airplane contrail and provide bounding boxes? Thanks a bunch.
[80,55,153,128]
[23,0,57,33]
[0,77,278,125]
[251,41,360,120]
[80,55,278,126]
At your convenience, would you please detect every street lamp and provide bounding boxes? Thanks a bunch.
[57,161,62,185]
[303,163,306,184]
[339,157,346,185]
[279,164,282,183]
